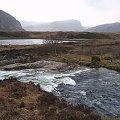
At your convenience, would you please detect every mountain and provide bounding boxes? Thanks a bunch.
[20,21,42,27]
[86,22,120,33]
[0,10,24,31]
[21,19,85,31]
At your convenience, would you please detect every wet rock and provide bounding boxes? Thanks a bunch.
[1,60,70,71]
[0,59,20,66]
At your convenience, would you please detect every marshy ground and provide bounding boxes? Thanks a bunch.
[0,38,120,71]
[0,32,120,120]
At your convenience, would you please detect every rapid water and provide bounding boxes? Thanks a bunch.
[0,68,120,117]
[0,68,89,92]
[56,68,120,117]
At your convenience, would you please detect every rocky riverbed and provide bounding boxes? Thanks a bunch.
[0,39,120,119]
[0,65,120,118]
[0,60,71,71]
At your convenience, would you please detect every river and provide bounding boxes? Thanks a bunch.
[0,67,120,117]
[0,39,79,45]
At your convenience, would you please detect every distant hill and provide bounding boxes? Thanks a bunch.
[21,19,85,31]
[0,10,24,31]
[86,22,120,33]
[20,21,42,27]
[1,10,119,33]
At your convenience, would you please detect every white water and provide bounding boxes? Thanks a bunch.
[0,68,90,92]
[57,68,120,117]
[0,67,120,117]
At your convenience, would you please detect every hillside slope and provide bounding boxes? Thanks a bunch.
[0,10,24,31]
[22,19,85,31]
[86,22,120,32]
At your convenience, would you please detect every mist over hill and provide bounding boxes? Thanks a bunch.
[86,22,120,33]
[0,10,120,32]
[21,20,120,32]
[0,10,24,31]
[21,19,85,31]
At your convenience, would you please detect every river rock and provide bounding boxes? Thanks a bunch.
[1,60,69,71]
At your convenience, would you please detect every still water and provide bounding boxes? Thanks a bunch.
[0,39,44,45]
[0,39,78,45]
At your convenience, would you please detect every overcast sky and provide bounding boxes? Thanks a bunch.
[0,0,120,27]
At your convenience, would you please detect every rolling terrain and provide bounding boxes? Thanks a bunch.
[21,19,85,31]
[0,10,24,31]
[86,22,120,33]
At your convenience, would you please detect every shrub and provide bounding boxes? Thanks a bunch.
[37,93,59,105]
[91,56,101,68]
[19,102,26,108]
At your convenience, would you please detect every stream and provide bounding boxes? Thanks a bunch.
[0,67,120,117]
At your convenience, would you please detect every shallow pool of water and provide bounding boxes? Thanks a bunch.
[0,39,44,45]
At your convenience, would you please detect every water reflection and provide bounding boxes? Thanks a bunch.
[0,39,44,45]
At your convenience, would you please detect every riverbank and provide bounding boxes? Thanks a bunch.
[0,77,119,120]
[0,60,71,71]
[0,39,119,72]
[0,35,120,119]
[0,77,99,120]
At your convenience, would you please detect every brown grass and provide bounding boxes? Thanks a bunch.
[0,78,103,120]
